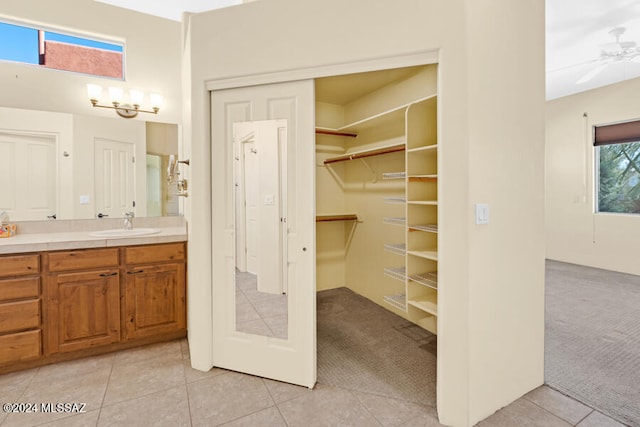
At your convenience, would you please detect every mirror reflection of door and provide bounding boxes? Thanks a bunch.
[0,132,57,220]
[94,138,135,219]
[234,120,288,339]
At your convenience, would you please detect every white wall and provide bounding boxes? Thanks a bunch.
[0,0,182,124]
[184,1,545,426]
[546,77,640,275]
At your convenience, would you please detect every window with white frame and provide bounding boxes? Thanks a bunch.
[0,20,124,79]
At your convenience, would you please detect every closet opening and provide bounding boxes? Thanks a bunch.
[314,64,440,406]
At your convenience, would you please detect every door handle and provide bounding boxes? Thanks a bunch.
[127,270,145,275]
[97,213,109,218]
[99,272,118,277]
[47,214,57,220]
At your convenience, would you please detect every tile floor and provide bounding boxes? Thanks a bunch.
[235,271,288,339]
[0,338,628,426]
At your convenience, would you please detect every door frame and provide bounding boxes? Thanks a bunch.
[191,48,439,378]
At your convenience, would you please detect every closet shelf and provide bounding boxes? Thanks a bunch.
[319,96,434,136]
[384,196,406,204]
[383,172,406,180]
[383,217,406,227]
[316,214,358,222]
[383,293,407,311]
[384,266,406,283]
[323,142,405,165]
[407,144,438,154]
[315,128,358,138]
[408,223,438,233]
[409,271,438,289]
[408,174,437,182]
[407,201,437,206]
[384,243,406,256]
[407,250,438,261]
[408,296,437,316]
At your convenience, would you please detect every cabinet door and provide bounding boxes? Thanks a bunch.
[47,270,120,354]
[124,263,186,339]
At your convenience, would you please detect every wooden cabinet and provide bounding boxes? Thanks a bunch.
[1,242,186,371]
[0,254,42,364]
[46,249,121,354]
[124,243,186,339]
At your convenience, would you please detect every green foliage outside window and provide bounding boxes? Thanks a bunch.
[598,141,640,214]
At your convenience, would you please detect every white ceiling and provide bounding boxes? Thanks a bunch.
[547,0,640,100]
[94,0,243,21]
[97,0,640,101]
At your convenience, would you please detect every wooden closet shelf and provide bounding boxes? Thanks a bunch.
[324,143,405,165]
[316,214,358,222]
[315,128,358,138]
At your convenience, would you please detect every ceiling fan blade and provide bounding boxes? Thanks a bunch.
[576,63,609,84]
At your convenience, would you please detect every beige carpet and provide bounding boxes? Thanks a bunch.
[316,287,437,406]
[545,260,640,427]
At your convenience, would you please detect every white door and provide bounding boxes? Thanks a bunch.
[0,132,56,220]
[211,80,316,388]
[94,138,135,219]
[243,138,259,275]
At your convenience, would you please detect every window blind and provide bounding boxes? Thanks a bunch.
[594,119,640,146]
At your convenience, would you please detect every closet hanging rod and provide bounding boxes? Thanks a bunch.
[316,214,358,222]
[323,143,406,165]
[315,128,358,138]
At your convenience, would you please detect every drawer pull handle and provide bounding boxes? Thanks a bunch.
[127,270,145,275]
[99,272,118,277]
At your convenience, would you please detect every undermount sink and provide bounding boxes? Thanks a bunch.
[88,228,161,238]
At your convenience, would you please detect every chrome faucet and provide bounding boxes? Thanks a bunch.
[123,211,135,230]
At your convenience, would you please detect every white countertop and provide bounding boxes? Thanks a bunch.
[0,226,187,255]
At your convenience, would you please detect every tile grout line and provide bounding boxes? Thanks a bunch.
[260,377,291,427]
[573,409,595,426]
[344,387,385,427]
[1,366,40,426]
[95,353,117,427]
[523,395,589,427]
[183,354,195,427]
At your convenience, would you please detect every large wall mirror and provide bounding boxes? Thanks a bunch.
[0,106,181,222]
[233,119,288,339]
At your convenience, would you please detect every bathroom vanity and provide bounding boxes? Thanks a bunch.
[0,218,187,373]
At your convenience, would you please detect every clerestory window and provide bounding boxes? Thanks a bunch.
[0,20,124,79]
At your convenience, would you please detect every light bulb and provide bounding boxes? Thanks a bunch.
[150,93,163,109]
[108,87,124,104]
[129,89,144,106]
[86,84,103,101]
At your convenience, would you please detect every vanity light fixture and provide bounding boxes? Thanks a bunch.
[87,84,163,119]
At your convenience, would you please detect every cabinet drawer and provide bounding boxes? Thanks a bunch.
[48,248,119,272]
[0,299,40,334]
[0,254,40,277]
[0,330,41,364]
[0,277,40,302]
[125,243,185,265]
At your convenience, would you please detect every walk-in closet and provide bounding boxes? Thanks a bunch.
[315,64,440,404]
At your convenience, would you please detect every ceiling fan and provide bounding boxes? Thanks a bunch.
[576,26,640,84]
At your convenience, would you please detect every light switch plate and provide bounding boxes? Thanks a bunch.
[475,203,489,225]
[80,195,90,205]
